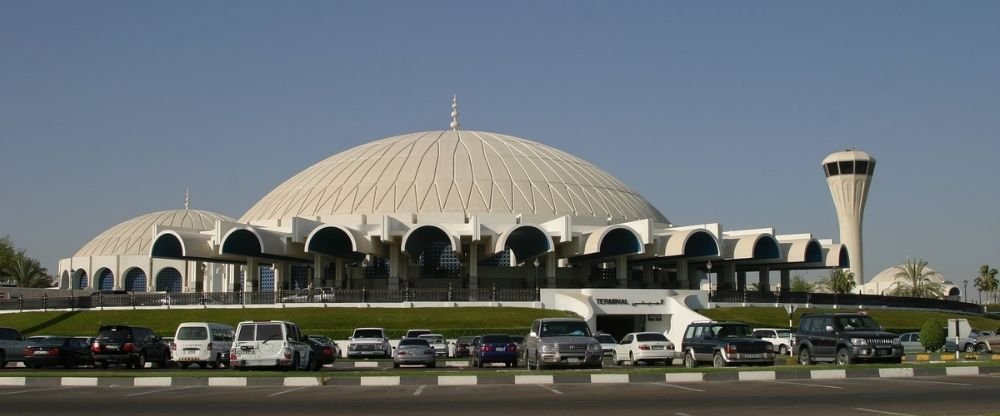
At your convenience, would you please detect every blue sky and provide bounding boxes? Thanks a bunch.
[1,1,998,295]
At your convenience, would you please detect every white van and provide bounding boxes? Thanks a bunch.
[230,320,315,371]
[171,322,235,369]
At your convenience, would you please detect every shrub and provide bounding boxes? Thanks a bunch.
[920,318,946,352]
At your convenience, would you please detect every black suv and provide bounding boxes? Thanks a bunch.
[680,321,775,368]
[795,313,902,365]
[91,325,171,369]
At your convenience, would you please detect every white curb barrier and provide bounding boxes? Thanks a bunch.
[360,376,400,386]
[514,375,553,385]
[810,369,847,379]
[134,377,172,387]
[208,377,247,387]
[438,376,477,386]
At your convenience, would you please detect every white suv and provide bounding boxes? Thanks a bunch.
[753,328,793,355]
[229,321,315,371]
[347,328,391,358]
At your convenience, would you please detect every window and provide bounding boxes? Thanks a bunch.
[399,338,429,347]
[636,333,668,342]
[839,161,855,174]
[621,334,634,344]
[237,326,255,341]
[177,327,209,341]
[855,160,870,175]
[255,324,283,342]
[826,162,840,176]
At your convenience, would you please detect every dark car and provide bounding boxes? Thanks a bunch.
[453,336,476,358]
[23,337,94,369]
[680,321,775,368]
[305,335,337,369]
[795,313,902,365]
[91,325,171,369]
[470,334,518,368]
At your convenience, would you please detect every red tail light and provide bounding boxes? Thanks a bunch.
[508,343,517,352]
[123,343,136,353]
[51,348,60,355]
[481,345,494,352]
[24,348,31,356]
[726,343,737,354]
[207,342,213,351]
[91,342,101,353]
[170,342,176,351]
[667,344,675,350]
[323,347,332,357]
[639,344,651,350]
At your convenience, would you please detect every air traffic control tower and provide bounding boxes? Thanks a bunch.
[823,149,876,287]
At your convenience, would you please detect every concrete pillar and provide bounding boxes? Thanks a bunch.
[737,271,746,292]
[246,258,258,292]
[758,266,770,291]
[313,255,324,288]
[616,256,628,288]
[388,244,401,290]
[335,259,345,289]
[780,269,791,292]
[722,262,737,291]
[642,265,654,288]
[468,243,479,290]
[676,260,689,289]
[546,252,557,288]
[273,263,284,292]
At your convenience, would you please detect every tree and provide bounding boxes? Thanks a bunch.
[974,265,999,305]
[2,256,52,288]
[0,236,24,280]
[817,269,856,294]
[920,318,946,352]
[789,275,815,292]
[888,258,945,298]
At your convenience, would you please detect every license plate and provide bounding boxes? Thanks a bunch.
[496,347,505,352]
[567,357,579,364]
[877,348,891,356]
[240,346,254,351]
[106,345,119,351]
[653,346,664,350]
[744,353,762,359]
[184,349,199,354]
[33,350,49,355]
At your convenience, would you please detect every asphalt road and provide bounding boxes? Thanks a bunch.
[3,375,998,416]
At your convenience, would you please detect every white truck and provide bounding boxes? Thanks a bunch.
[0,327,29,368]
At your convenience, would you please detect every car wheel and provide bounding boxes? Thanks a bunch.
[684,352,698,368]
[964,343,976,353]
[0,351,6,368]
[836,348,853,365]
[31,364,42,369]
[428,362,436,369]
[712,352,727,368]
[180,362,190,370]
[309,355,320,372]
[778,345,788,355]
[613,351,623,366]
[290,353,300,371]
[798,348,813,365]
[134,353,147,370]
[976,343,990,353]
[393,362,400,368]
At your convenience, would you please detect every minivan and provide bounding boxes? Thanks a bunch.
[171,322,235,369]
[230,320,315,371]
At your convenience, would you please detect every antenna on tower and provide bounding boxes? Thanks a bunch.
[185,188,190,210]
[450,95,460,131]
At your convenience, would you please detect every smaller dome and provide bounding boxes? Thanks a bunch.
[863,264,949,293]
[822,149,876,165]
[74,209,235,257]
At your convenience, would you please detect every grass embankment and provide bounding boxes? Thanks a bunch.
[700,307,1000,332]
[0,307,575,339]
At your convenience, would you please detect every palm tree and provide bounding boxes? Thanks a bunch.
[888,258,944,298]
[974,265,999,304]
[817,269,856,294]
[789,275,815,292]
[2,256,52,288]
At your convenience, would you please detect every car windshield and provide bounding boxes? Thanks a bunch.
[399,339,429,347]
[419,335,444,343]
[636,333,668,342]
[456,336,474,344]
[309,335,332,344]
[711,324,753,338]
[595,335,616,343]
[353,329,384,338]
[29,337,69,346]
[775,330,791,338]
[835,316,881,331]
[540,321,591,337]
[97,326,131,340]
[176,327,209,341]
[481,335,512,344]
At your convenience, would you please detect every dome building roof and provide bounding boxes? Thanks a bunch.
[75,209,235,257]
[241,130,668,224]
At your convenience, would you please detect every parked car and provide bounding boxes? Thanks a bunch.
[899,332,924,355]
[470,334,518,368]
[795,313,902,365]
[453,336,476,358]
[523,318,602,370]
[393,338,436,368]
[594,333,617,357]
[753,328,794,355]
[23,336,93,368]
[614,332,677,366]
[957,330,995,352]
[347,328,391,358]
[973,331,1000,353]
[680,321,775,368]
[510,335,525,350]
[404,329,432,339]
[305,335,338,369]
[171,322,235,369]
[417,334,449,357]
[229,320,315,371]
[0,326,28,368]
[91,325,171,369]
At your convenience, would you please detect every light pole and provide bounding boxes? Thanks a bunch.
[706,261,713,293]
[533,258,540,291]
[963,280,968,303]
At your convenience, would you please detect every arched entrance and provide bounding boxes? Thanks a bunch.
[124,268,147,292]
[76,270,89,290]
[97,268,115,291]
[156,267,182,293]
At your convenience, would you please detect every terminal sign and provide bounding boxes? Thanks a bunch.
[595,298,629,305]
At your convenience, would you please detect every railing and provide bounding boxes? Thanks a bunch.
[0,287,542,312]
[709,290,984,314]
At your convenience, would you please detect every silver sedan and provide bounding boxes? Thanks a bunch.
[393,338,437,368]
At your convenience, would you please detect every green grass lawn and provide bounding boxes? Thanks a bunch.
[0,307,575,339]
[700,307,1000,332]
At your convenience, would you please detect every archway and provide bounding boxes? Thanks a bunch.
[124,268,148,292]
[76,270,89,290]
[96,268,115,291]
[156,267,182,293]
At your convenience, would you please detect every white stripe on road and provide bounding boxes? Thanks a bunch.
[854,408,919,416]
[591,374,629,384]
[0,386,76,396]
[515,375,553,385]
[269,386,309,397]
[284,377,321,386]
[768,380,843,389]
[654,383,706,392]
[413,385,425,396]
[810,369,847,379]
[125,387,195,397]
[877,378,972,386]
[437,376,477,386]
[675,413,693,416]
[537,384,563,395]
[664,372,703,383]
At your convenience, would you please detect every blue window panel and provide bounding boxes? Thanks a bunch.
[125,269,147,292]
[99,270,114,291]
[290,266,310,290]
[156,268,183,293]
[260,266,275,292]
[78,274,89,290]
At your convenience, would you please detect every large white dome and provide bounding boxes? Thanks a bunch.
[75,209,235,257]
[241,130,668,224]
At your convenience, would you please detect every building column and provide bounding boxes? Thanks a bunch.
[642,265,654,288]
[737,271,746,292]
[246,257,258,292]
[273,263,284,292]
[758,266,770,291]
[780,269,791,292]
[616,256,628,288]
[468,243,479,290]
[388,244,401,290]
[722,262,737,291]
[313,255,324,288]
[546,252,557,288]
[676,260,689,289]
[335,258,345,289]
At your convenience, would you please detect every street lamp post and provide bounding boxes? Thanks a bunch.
[706,261,713,293]
[963,280,968,303]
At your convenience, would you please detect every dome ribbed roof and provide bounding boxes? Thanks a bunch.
[241,130,667,223]
[74,209,235,257]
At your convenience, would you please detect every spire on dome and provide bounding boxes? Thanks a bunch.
[449,95,460,130]
[185,188,190,210]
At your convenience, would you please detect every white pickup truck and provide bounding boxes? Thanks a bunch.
[0,327,29,367]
